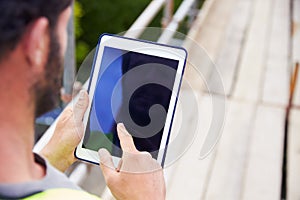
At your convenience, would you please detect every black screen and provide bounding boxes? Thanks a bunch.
[83,46,179,158]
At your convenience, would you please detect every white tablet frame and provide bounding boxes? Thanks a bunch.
[75,34,187,167]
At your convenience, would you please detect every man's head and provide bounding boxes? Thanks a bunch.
[0,0,72,117]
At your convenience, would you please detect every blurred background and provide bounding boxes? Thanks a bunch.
[74,0,204,68]
[34,0,204,140]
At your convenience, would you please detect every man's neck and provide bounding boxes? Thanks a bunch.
[0,67,45,183]
[0,127,45,183]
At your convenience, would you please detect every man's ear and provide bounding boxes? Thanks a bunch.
[23,17,49,72]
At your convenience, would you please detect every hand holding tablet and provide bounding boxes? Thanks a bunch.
[75,34,187,167]
[99,123,166,199]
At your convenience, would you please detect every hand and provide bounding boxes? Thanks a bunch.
[98,123,166,200]
[40,90,89,172]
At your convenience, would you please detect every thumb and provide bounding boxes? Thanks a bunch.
[74,90,89,123]
[98,148,117,182]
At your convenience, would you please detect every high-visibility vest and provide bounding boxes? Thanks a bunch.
[23,188,101,200]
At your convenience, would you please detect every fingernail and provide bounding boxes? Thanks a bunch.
[118,123,124,129]
[79,90,85,99]
[117,123,125,132]
[117,123,130,136]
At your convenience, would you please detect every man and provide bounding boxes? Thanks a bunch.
[0,0,165,199]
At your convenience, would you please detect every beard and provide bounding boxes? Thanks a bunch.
[33,31,64,117]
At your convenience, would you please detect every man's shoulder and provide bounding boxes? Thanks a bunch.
[34,153,81,190]
[0,154,81,199]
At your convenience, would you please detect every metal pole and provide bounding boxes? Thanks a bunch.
[125,0,166,39]
[162,0,174,28]
[158,0,197,44]
[63,4,76,104]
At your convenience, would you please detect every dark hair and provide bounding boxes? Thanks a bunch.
[0,0,72,60]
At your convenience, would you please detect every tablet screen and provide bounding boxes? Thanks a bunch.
[82,46,179,158]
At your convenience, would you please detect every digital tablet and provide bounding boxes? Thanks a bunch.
[75,34,187,167]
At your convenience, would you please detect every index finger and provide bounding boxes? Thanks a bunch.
[117,123,138,153]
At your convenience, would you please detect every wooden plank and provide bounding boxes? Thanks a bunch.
[166,94,217,200]
[233,0,273,102]
[241,105,285,200]
[262,59,289,106]
[209,0,253,95]
[293,0,300,106]
[287,109,300,200]
[292,0,300,65]
[166,1,240,198]
[183,0,238,91]
[191,0,236,63]
[204,100,256,200]
[262,0,289,106]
